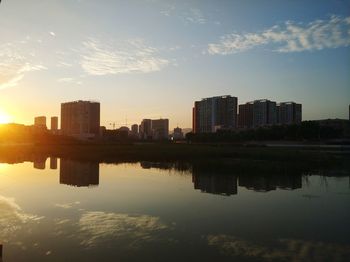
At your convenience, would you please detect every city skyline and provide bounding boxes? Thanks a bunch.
[0,0,350,129]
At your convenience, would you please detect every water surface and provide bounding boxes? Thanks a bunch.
[0,158,349,261]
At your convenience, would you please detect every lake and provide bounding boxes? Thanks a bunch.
[0,158,349,261]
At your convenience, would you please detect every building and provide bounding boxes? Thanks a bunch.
[34,116,47,129]
[277,102,302,125]
[140,119,152,139]
[192,101,200,133]
[151,119,169,140]
[51,116,58,131]
[131,124,138,136]
[173,127,184,140]
[238,102,254,129]
[61,100,100,138]
[253,99,277,128]
[192,95,238,133]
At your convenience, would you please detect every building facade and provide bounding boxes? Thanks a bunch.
[252,99,277,128]
[238,102,254,129]
[151,119,169,140]
[277,102,302,125]
[192,95,238,133]
[61,100,100,138]
[140,119,152,139]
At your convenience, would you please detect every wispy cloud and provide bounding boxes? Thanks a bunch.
[208,15,350,55]
[183,8,206,24]
[78,211,169,247]
[0,42,46,89]
[80,38,169,75]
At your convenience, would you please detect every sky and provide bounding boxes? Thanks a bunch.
[0,0,349,129]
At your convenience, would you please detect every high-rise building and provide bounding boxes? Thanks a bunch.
[61,100,100,138]
[51,116,58,131]
[192,95,238,133]
[192,101,200,133]
[253,99,277,128]
[140,119,152,139]
[277,102,302,125]
[34,116,47,129]
[151,119,169,140]
[238,102,254,129]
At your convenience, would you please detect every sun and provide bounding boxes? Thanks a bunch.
[0,110,12,124]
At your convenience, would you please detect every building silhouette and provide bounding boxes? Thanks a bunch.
[61,100,100,138]
[33,156,47,169]
[51,116,58,131]
[276,102,302,125]
[253,99,277,127]
[193,95,238,133]
[34,116,47,129]
[140,119,152,139]
[238,102,254,129]
[139,118,169,140]
[131,124,139,137]
[238,100,302,129]
[60,159,99,187]
[50,157,58,169]
[151,119,169,140]
[173,127,184,140]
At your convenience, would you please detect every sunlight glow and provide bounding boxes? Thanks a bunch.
[0,109,12,124]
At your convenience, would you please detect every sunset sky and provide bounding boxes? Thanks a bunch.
[0,0,349,129]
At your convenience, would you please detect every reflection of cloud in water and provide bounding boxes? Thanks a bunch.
[207,234,350,261]
[0,195,43,240]
[78,211,169,248]
[54,201,80,209]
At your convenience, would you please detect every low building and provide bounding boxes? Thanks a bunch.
[173,127,184,140]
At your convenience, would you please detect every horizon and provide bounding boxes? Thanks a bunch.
[0,0,350,129]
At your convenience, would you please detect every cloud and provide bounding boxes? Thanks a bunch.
[0,195,43,240]
[0,42,46,89]
[78,211,169,247]
[184,8,206,24]
[207,234,350,261]
[80,38,169,75]
[208,15,350,55]
[49,32,56,37]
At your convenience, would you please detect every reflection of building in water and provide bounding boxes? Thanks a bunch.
[50,157,58,169]
[238,174,302,192]
[192,171,237,196]
[140,161,174,170]
[60,159,99,187]
[33,156,47,170]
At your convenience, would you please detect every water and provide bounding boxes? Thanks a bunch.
[0,158,349,261]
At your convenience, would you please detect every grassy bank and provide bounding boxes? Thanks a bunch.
[0,142,347,163]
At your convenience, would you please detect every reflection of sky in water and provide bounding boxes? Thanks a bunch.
[0,160,349,261]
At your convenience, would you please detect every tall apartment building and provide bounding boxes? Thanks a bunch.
[140,119,152,139]
[253,99,277,128]
[34,116,47,129]
[151,119,169,140]
[238,102,254,129]
[61,100,100,138]
[277,102,302,125]
[139,118,169,140]
[51,116,58,131]
[192,95,238,133]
